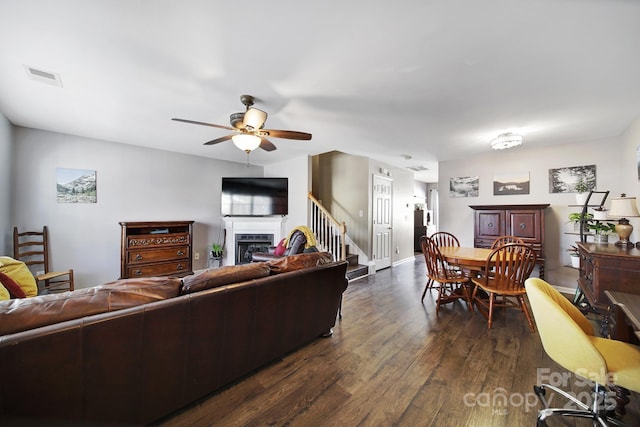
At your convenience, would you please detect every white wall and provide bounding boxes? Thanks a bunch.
[0,113,12,254]
[438,136,623,289]
[12,126,263,287]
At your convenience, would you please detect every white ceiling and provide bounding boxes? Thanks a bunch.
[1,0,639,183]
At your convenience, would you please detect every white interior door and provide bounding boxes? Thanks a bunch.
[373,175,392,270]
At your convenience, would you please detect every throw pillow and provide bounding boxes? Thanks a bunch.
[0,271,28,298]
[0,256,38,297]
[274,238,286,256]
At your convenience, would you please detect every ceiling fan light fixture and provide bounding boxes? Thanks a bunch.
[490,132,523,150]
[244,108,267,130]
[232,134,261,152]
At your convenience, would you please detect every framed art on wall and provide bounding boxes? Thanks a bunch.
[548,165,596,193]
[56,168,97,203]
[449,176,479,198]
[493,172,530,195]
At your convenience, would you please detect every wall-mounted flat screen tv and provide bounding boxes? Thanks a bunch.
[221,177,288,216]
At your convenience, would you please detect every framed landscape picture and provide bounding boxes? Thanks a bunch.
[449,176,479,198]
[493,171,530,195]
[56,168,97,203]
[548,165,596,193]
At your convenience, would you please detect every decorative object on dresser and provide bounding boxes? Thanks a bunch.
[608,194,640,248]
[120,221,194,279]
[469,204,549,279]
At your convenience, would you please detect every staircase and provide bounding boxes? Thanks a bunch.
[308,192,368,281]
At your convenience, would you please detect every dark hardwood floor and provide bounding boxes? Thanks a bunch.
[155,256,639,426]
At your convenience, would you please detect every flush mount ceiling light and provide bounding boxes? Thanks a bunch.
[490,132,523,150]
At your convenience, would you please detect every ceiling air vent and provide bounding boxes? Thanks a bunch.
[407,165,429,172]
[24,65,63,87]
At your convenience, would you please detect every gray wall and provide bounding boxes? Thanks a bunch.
[11,126,264,287]
[0,113,12,254]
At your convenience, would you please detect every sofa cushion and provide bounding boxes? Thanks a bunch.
[0,277,182,336]
[266,251,334,274]
[0,271,28,299]
[0,256,38,297]
[180,262,271,295]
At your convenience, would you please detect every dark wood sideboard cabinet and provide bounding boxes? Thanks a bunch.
[470,204,549,278]
[120,221,194,279]
[576,242,640,312]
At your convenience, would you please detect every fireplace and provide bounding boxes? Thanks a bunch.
[222,217,288,266]
[235,233,274,264]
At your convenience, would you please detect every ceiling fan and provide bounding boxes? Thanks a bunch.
[172,94,312,154]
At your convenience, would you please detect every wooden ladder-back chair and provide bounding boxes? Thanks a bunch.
[490,235,524,249]
[420,236,472,315]
[424,231,461,292]
[471,243,537,332]
[13,226,74,294]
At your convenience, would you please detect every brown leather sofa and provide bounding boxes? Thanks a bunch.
[0,252,347,426]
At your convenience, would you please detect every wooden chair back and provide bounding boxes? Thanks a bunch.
[430,231,460,248]
[490,235,524,249]
[485,243,537,292]
[13,226,74,293]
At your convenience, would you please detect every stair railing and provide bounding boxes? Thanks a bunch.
[308,192,347,261]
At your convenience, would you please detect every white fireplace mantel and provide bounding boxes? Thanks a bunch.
[222,217,288,265]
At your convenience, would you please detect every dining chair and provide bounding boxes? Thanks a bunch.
[430,231,460,248]
[490,235,524,249]
[526,277,640,425]
[420,236,472,315]
[13,226,74,294]
[423,231,461,292]
[471,243,537,332]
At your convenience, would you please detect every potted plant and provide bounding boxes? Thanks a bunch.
[567,212,593,232]
[211,242,223,259]
[587,220,616,243]
[574,178,590,205]
[568,245,580,268]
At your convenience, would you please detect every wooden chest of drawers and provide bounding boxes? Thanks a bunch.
[120,221,194,279]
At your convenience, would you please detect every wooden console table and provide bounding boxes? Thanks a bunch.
[576,242,640,312]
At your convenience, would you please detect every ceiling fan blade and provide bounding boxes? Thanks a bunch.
[259,138,277,152]
[204,134,233,145]
[172,118,235,131]
[261,129,312,140]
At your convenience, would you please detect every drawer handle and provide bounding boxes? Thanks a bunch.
[520,223,526,229]
[177,250,185,256]
[134,270,143,276]
[135,254,143,261]
[488,222,493,228]
[177,264,184,270]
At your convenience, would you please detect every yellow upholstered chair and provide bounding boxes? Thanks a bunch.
[525,277,640,425]
[13,226,74,294]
